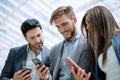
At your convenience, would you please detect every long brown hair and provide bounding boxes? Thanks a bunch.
[81,6,119,66]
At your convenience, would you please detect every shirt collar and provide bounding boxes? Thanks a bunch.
[26,44,42,56]
[64,33,80,44]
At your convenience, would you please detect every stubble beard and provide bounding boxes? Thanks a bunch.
[66,24,76,41]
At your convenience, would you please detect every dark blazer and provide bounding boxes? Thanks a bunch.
[0,44,50,80]
[50,35,93,80]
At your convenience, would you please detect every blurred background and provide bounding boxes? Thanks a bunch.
[0,0,120,74]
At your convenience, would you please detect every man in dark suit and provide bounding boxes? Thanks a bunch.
[0,19,50,80]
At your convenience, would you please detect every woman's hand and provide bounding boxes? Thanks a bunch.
[71,66,91,80]
[65,57,91,80]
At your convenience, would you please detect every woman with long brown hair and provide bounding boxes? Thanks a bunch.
[65,6,120,80]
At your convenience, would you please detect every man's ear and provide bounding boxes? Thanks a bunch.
[72,16,77,23]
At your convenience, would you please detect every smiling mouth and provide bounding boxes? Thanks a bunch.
[63,31,69,35]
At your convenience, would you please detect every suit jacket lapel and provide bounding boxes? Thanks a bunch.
[41,46,45,63]
[21,45,28,68]
[41,46,50,66]
[70,35,87,79]
[53,41,64,80]
[73,35,86,64]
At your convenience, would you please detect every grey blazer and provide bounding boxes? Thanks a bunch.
[0,44,50,80]
[50,35,91,80]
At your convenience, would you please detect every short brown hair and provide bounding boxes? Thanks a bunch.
[50,6,75,25]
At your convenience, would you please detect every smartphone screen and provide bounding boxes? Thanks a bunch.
[32,58,43,67]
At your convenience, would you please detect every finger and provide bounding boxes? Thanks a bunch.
[45,70,50,79]
[21,70,31,77]
[41,67,49,78]
[42,67,49,74]
[39,65,46,72]
[77,67,82,76]
[35,64,40,69]
[80,69,85,78]
[35,66,48,79]
[71,66,77,79]
[77,69,84,80]
[35,65,40,74]
[85,72,91,80]
[43,69,50,79]
[45,68,50,79]
[25,77,32,80]
[45,74,49,79]
[23,73,32,80]
[35,65,45,73]
[14,70,23,76]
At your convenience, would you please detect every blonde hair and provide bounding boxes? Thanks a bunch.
[50,6,75,25]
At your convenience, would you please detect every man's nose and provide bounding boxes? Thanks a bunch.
[59,26,65,33]
[35,37,40,42]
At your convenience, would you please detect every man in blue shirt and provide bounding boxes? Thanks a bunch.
[37,6,95,80]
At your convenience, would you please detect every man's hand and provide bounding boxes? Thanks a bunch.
[13,69,32,80]
[35,64,50,80]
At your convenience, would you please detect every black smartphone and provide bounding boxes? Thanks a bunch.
[32,58,43,67]
[22,66,32,72]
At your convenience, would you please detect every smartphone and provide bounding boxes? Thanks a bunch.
[32,58,43,67]
[64,57,78,69]
[22,66,32,72]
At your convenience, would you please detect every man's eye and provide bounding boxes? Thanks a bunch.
[30,37,34,39]
[56,26,59,28]
[62,22,68,26]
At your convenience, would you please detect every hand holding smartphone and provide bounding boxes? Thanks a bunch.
[32,58,49,79]
[65,57,87,76]
[65,57,91,80]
